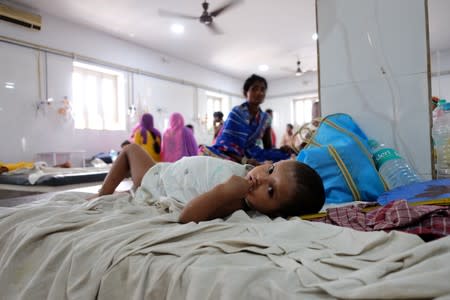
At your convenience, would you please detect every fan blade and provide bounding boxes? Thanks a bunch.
[210,0,244,17]
[302,70,316,75]
[281,67,295,73]
[158,9,198,20]
[206,22,224,34]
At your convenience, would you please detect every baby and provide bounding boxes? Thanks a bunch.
[92,144,325,223]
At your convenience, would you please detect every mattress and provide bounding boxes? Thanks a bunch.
[0,166,109,186]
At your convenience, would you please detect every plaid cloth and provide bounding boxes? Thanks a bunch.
[312,199,450,240]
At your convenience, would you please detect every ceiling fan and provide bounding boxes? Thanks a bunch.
[158,0,243,35]
[281,59,314,77]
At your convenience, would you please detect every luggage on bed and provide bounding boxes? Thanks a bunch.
[297,113,387,204]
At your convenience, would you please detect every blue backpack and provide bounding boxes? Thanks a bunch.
[296,113,387,204]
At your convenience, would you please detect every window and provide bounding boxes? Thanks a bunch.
[72,62,126,130]
[206,95,222,131]
[205,92,229,131]
[293,97,317,126]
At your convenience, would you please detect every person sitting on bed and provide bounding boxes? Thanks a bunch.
[133,113,162,162]
[199,74,292,166]
[91,143,325,223]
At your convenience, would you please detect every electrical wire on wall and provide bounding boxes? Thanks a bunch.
[326,1,422,173]
[369,1,420,172]
[128,72,136,120]
[436,50,441,97]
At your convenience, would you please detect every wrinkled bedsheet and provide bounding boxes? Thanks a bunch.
[0,193,449,300]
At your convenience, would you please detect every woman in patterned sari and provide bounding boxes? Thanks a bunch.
[199,74,291,165]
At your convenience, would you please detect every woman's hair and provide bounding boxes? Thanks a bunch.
[120,140,131,148]
[213,111,224,119]
[279,161,325,217]
[185,124,194,133]
[139,113,161,153]
[242,74,268,97]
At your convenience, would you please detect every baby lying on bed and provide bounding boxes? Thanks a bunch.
[91,144,325,223]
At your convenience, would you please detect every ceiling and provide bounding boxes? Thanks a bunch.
[3,0,450,81]
[3,0,318,80]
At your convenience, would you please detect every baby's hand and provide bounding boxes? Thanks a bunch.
[222,175,251,199]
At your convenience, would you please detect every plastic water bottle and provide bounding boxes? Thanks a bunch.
[432,103,450,178]
[432,99,446,124]
[109,149,118,162]
[369,140,421,190]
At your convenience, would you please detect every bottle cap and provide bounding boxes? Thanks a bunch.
[443,102,450,111]
[368,139,379,148]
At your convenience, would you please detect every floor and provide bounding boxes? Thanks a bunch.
[0,180,133,207]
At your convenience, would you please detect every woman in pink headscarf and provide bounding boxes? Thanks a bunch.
[161,113,198,162]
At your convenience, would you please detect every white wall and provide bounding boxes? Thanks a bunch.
[0,13,241,164]
[317,0,432,178]
[431,48,450,101]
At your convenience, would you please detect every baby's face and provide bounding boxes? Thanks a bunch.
[245,160,296,216]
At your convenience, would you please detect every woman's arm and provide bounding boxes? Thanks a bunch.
[179,175,250,223]
[262,126,273,149]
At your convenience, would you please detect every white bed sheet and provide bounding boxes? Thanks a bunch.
[0,193,449,299]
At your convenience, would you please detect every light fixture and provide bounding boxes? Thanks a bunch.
[5,82,14,89]
[312,32,318,40]
[258,64,269,72]
[171,24,184,34]
[295,60,302,76]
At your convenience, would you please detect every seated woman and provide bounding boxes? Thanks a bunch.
[161,113,198,162]
[200,74,292,165]
[280,123,301,150]
[133,113,162,162]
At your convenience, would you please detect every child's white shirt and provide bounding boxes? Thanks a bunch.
[134,156,251,204]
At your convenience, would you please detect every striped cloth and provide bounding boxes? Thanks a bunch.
[312,199,450,241]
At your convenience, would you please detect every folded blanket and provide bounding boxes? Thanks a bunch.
[0,161,35,173]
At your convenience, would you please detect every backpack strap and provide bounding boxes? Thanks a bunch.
[324,118,389,191]
[328,145,361,201]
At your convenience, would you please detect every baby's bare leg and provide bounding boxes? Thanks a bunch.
[97,144,155,196]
